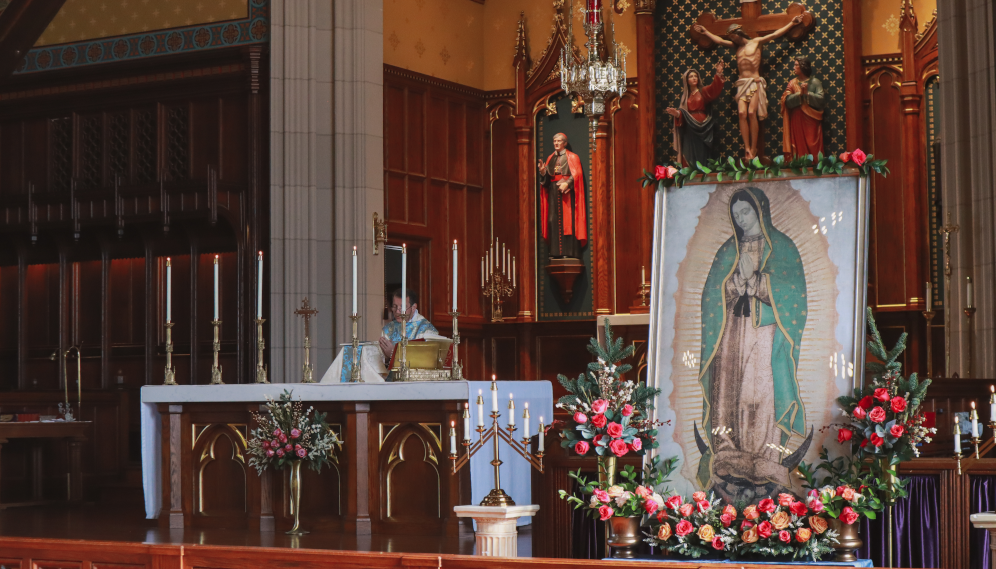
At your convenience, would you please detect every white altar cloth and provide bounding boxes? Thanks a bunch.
[319,342,389,383]
[140,381,552,526]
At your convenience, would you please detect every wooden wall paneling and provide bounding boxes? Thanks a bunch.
[610,94,642,314]
[899,6,926,315]
[17,247,26,389]
[635,3,656,306]
[593,115,612,315]
[100,248,110,388]
[487,103,518,318]
[843,0,865,150]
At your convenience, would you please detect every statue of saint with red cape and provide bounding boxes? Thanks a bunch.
[537,133,587,258]
[780,56,825,158]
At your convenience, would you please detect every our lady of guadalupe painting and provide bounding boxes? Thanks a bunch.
[648,176,869,504]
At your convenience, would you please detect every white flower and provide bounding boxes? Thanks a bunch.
[614,491,633,507]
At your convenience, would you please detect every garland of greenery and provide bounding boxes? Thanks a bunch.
[640,151,890,192]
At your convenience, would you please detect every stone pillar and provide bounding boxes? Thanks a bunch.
[937,0,996,377]
[333,0,385,344]
[269,0,336,383]
[453,505,539,557]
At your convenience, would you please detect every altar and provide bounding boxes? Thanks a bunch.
[141,381,551,536]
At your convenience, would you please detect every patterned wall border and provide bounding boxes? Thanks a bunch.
[14,0,268,75]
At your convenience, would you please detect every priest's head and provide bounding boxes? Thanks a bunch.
[390,288,419,322]
[552,133,568,152]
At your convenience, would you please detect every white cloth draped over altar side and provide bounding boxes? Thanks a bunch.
[320,342,388,383]
[140,381,552,528]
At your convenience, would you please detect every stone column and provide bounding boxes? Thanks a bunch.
[937,0,996,377]
[269,1,336,382]
[334,0,385,344]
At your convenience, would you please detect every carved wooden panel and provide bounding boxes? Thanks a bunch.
[191,423,247,517]
[379,422,442,522]
[610,94,643,313]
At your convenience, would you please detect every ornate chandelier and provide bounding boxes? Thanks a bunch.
[559,0,627,142]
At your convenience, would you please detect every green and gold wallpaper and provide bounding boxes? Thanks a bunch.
[654,0,846,164]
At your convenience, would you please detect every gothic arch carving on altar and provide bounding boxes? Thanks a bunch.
[192,423,248,518]
[379,422,442,522]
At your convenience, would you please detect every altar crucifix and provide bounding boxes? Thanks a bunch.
[295,297,319,384]
[689,1,815,161]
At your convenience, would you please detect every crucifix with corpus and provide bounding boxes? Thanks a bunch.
[295,297,319,383]
[689,1,815,161]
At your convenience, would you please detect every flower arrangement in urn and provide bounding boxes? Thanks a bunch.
[648,491,736,558]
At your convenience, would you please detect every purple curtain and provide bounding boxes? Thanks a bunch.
[858,475,940,567]
[571,475,606,559]
[970,475,996,569]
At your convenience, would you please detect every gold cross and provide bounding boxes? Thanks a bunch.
[295,297,319,340]
[940,212,959,278]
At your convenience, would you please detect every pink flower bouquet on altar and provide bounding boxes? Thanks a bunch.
[247,390,341,474]
[558,458,678,520]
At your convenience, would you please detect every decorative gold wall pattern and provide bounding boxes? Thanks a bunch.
[861,0,936,55]
[36,0,249,46]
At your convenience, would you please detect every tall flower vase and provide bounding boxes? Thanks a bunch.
[286,461,308,535]
[830,518,863,562]
[607,516,642,559]
[880,458,898,568]
[598,456,617,486]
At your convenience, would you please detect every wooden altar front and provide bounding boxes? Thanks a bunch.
[143,384,470,536]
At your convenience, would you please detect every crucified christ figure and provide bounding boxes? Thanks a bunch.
[694,15,803,161]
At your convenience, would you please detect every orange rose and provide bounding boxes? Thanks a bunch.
[842,487,856,501]
[809,516,828,535]
[722,504,737,518]
[698,524,715,542]
[742,525,759,544]
[770,511,791,530]
[658,522,672,541]
[743,505,759,520]
[795,528,812,543]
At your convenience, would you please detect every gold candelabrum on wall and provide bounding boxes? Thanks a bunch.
[481,238,516,322]
[448,379,544,507]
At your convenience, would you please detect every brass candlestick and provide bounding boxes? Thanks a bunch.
[210,319,223,384]
[295,297,319,383]
[971,405,982,459]
[449,310,463,380]
[923,310,935,378]
[349,313,361,383]
[164,321,177,385]
[954,418,964,475]
[966,306,977,378]
[398,311,411,382]
[255,317,269,383]
[449,381,544,506]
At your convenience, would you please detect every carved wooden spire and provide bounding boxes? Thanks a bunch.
[513,12,528,69]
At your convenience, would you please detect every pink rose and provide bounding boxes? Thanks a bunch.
[840,506,859,525]
[284,444,293,452]
[591,399,609,414]
[712,536,725,550]
[665,166,679,179]
[839,151,852,163]
[778,493,794,507]
[599,505,614,521]
[740,520,755,531]
[789,501,808,516]
[574,441,590,455]
[635,485,651,498]
[891,396,907,413]
[266,449,275,457]
[621,404,634,417]
[720,513,733,527]
[654,166,668,180]
[665,495,683,510]
[853,406,867,420]
[869,406,887,423]
[290,428,301,439]
[679,503,694,518]
[757,498,776,513]
[835,486,847,497]
[643,499,659,515]
[594,489,610,502]
[273,428,282,437]
[675,520,694,536]
[279,434,288,443]
[851,149,867,166]
[628,437,643,452]
[262,441,270,449]
[296,448,307,458]
[809,500,824,514]
[779,530,792,543]
[276,449,285,457]
[874,388,891,402]
[294,444,302,450]
[722,504,737,518]
[271,440,280,448]
[890,424,905,438]
[591,414,607,428]
[573,412,588,425]
[758,520,773,538]
[696,500,710,513]
[838,427,853,444]
[692,491,707,502]
[869,433,885,447]
[859,396,874,409]
[606,422,624,438]
[609,439,629,457]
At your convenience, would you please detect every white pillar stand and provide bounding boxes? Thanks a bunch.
[454,504,539,557]
[971,513,996,568]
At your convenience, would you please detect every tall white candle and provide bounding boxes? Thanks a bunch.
[967,276,974,309]
[452,240,458,311]
[954,416,962,454]
[508,394,515,427]
[990,385,996,423]
[481,258,484,287]
[491,377,498,413]
[522,402,530,439]
[213,255,219,320]
[477,390,484,427]
[512,257,516,286]
[503,244,506,275]
[166,258,172,322]
[257,252,263,318]
[401,244,407,322]
[352,246,358,315]
[642,265,646,284]
[449,421,457,455]
[538,418,545,452]
[926,281,932,309]
[463,403,471,441]
[972,401,980,437]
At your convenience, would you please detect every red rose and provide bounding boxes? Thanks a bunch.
[851,149,867,166]
[629,437,643,452]
[591,399,609,414]
[891,396,907,413]
[757,498,776,513]
[869,433,885,447]
[591,414,607,428]
[890,424,905,438]
[840,506,859,525]
[859,396,874,409]
[675,520,695,536]
[679,503,695,518]
[789,501,808,516]
[779,530,792,543]
[574,440,590,455]
[853,406,867,420]
[839,151,852,163]
[712,536,725,550]
[838,427,853,443]
[740,520,755,531]
[696,500,710,513]
[573,411,588,424]
[720,513,733,527]
[654,166,668,180]
[609,439,629,457]
[622,404,634,416]
[657,510,668,523]
[599,505,614,521]
[778,493,795,507]
[665,495,683,510]
[593,434,605,446]
[874,388,891,402]
[758,521,773,538]
[835,486,847,497]
[643,499,659,515]
[606,422,624,438]
[869,406,887,423]
[860,438,868,448]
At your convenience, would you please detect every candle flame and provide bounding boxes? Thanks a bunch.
[524,402,529,409]
[464,402,468,408]
[258,251,263,256]
[972,401,977,409]
[991,385,994,393]
[955,415,960,422]
[451,420,455,427]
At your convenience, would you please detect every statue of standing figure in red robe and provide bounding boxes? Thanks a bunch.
[780,56,825,158]
[537,133,587,259]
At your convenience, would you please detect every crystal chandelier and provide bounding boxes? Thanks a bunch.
[560,0,628,143]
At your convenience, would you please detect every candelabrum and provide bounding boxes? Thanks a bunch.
[349,313,361,383]
[481,239,516,323]
[210,319,223,384]
[449,311,463,380]
[449,384,544,507]
[164,321,177,385]
[966,307,977,378]
[923,309,935,378]
[482,271,515,323]
[254,318,269,383]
